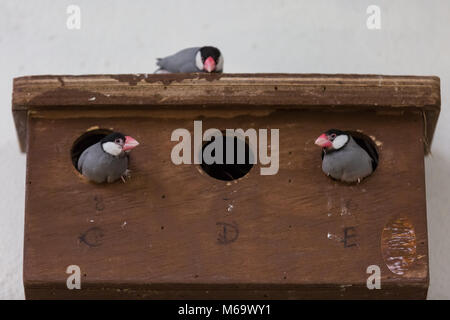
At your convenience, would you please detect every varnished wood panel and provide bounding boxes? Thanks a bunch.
[23,108,428,299]
[12,74,440,152]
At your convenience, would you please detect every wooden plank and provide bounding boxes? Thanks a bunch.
[12,109,27,152]
[25,284,428,300]
[23,108,428,299]
[12,74,440,153]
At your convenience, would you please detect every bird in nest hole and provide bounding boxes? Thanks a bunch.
[77,132,139,183]
[315,129,378,183]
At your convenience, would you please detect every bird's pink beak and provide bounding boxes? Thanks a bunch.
[123,136,139,151]
[315,133,332,148]
[204,57,216,73]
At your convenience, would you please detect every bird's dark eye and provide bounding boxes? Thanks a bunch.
[115,139,122,144]
[330,133,337,139]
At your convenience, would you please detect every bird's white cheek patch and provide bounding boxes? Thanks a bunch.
[102,142,122,156]
[332,135,349,150]
[216,55,224,71]
[195,51,203,70]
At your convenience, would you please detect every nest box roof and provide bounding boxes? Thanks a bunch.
[12,74,440,153]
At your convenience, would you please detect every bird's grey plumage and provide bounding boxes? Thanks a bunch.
[156,47,201,73]
[322,136,374,183]
[78,142,128,183]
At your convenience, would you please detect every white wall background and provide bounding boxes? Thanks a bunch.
[0,0,449,299]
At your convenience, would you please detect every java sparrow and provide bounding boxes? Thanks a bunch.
[315,129,378,183]
[155,46,223,73]
[77,132,139,183]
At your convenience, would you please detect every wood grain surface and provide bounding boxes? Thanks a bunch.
[23,108,428,299]
[12,74,440,152]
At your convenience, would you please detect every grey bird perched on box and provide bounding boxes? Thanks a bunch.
[155,46,224,73]
[77,132,139,183]
[315,129,378,183]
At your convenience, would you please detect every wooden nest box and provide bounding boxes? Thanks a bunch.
[13,74,440,299]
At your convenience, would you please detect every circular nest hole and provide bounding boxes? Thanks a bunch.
[71,128,113,172]
[347,131,379,171]
[200,134,254,181]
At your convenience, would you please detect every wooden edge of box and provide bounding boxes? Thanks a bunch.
[12,73,441,153]
[23,280,428,299]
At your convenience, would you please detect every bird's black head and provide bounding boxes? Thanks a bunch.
[101,132,126,145]
[315,129,350,151]
[101,132,139,156]
[197,46,223,72]
[200,46,221,62]
[325,129,348,139]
